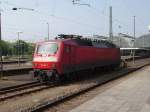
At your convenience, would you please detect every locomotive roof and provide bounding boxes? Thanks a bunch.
[37,34,117,48]
[56,34,117,48]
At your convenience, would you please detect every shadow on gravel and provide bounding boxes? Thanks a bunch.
[59,67,135,86]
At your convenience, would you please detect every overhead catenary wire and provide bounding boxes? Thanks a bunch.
[0,1,106,40]
[71,0,131,36]
[1,1,105,32]
[4,0,119,33]
[72,1,128,32]
[89,5,130,32]
[0,0,147,38]
[2,0,128,33]
[118,0,147,35]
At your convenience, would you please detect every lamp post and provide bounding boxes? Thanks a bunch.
[12,7,34,11]
[0,11,3,78]
[0,45,2,78]
[47,22,49,40]
[12,7,33,65]
[17,31,23,66]
[118,25,122,47]
[12,7,50,41]
[72,0,90,7]
[132,16,136,64]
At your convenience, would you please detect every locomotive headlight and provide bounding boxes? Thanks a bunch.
[34,63,38,67]
[52,63,56,68]
[42,64,48,67]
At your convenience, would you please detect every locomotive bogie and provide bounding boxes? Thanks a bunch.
[33,69,61,82]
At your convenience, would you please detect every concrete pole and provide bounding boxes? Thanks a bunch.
[0,12,3,78]
[0,12,1,41]
[17,32,20,66]
[133,16,135,40]
[133,16,136,64]
[47,23,49,40]
[17,32,22,66]
[109,6,113,42]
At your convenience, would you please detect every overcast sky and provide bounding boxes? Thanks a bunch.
[1,0,150,42]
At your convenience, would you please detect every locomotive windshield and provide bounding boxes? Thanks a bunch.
[37,43,58,55]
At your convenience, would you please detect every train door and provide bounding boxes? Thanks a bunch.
[67,45,71,68]
[63,45,72,73]
[63,45,76,73]
[70,46,76,71]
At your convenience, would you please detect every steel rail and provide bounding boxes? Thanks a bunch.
[0,81,39,91]
[0,85,54,101]
[0,82,45,95]
[23,62,150,112]
[0,82,57,101]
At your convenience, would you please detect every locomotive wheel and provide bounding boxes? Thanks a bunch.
[50,71,60,83]
[37,74,47,82]
[54,73,60,83]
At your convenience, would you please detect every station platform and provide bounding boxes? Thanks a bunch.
[0,73,35,89]
[0,62,32,71]
[121,56,146,61]
[70,65,150,112]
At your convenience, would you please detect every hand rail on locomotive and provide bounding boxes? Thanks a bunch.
[120,59,127,68]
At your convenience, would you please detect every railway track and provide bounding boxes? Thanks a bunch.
[0,81,39,91]
[0,58,148,112]
[22,62,150,112]
[1,60,29,64]
[1,67,32,76]
[0,81,55,101]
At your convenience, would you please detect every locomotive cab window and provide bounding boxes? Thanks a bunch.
[37,43,58,55]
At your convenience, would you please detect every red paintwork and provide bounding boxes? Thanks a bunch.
[33,39,120,75]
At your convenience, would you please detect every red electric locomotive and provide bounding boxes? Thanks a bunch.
[33,34,121,82]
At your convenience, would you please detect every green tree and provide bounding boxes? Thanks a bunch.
[13,40,35,56]
[0,40,12,56]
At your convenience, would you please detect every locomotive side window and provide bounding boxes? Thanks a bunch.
[37,43,58,54]
[65,46,70,53]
